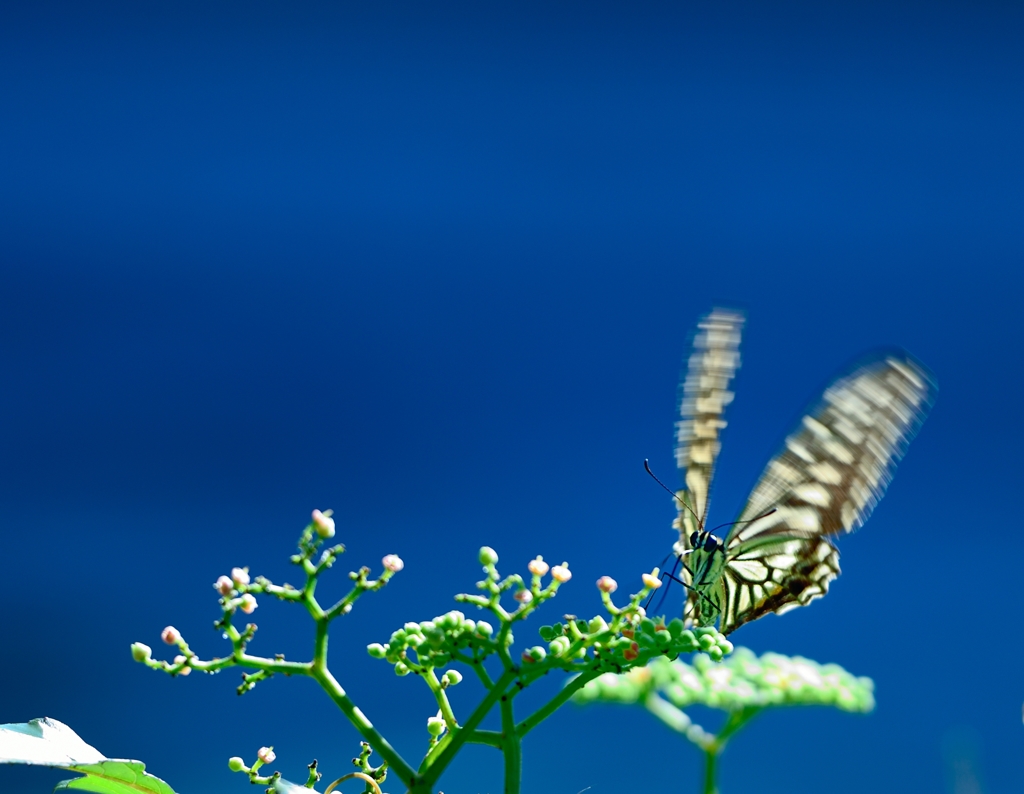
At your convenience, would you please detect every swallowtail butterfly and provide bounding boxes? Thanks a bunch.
[665,308,934,635]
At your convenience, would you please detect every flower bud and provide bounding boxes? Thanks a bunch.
[443,670,463,686]
[642,572,662,589]
[161,626,181,645]
[173,655,191,676]
[513,589,533,604]
[367,643,386,659]
[130,642,152,662]
[551,565,572,583]
[426,715,446,737]
[479,546,499,566]
[596,575,618,593]
[240,594,258,614]
[231,567,250,586]
[227,757,245,772]
[382,554,404,572]
[528,557,549,576]
[312,509,336,539]
[587,616,609,633]
[257,747,276,765]
[215,576,234,596]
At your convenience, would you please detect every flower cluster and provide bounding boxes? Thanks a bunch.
[574,646,875,713]
[370,547,732,680]
[368,610,499,674]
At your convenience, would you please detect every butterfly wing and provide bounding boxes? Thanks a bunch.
[715,353,935,635]
[671,308,744,620]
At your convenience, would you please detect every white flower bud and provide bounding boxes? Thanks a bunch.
[382,554,404,572]
[596,575,618,593]
[312,509,336,539]
[551,565,572,583]
[161,626,181,645]
[231,567,250,586]
[642,572,662,589]
[240,594,258,614]
[528,557,549,576]
[173,655,191,676]
[513,589,533,603]
[130,642,152,662]
[215,575,234,596]
[257,747,276,764]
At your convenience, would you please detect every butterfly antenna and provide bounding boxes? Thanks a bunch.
[644,459,704,531]
[708,508,778,534]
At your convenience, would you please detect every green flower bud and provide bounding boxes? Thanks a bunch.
[444,670,463,686]
[227,757,245,772]
[549,636,571,655]
[394,662,410,676]
[639,618,657,636]
[479,546,499,566]
[367,643,386,659]
[698,633,716,651]
[130,642,152,663]
[475,621,494,637]
[588,616,609,633]
[708,647,724,662]
[667,618,685,637]
[718,639,734,655]
[677,629,696,648]
[426,716,446,737]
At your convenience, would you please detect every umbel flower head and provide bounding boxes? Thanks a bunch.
[574,646,875,713]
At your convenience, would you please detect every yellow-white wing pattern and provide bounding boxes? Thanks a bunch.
[715,355,934,634]
[673,308,745,541]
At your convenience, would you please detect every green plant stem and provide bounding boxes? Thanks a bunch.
[702,748,718,794]
[698,707,761,794]
[311,665,418,790]
[515,670,601,737]
[466,730,503,749]
[421,668,519,788]
[500,691,521,794]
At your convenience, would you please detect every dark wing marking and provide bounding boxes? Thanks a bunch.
[717,354,934,634]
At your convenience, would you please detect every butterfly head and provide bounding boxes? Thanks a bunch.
[689,530,723,555]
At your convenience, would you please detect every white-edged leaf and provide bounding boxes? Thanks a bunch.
[0,719,177,794]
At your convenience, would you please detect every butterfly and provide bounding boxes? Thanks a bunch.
[655,308,935,635]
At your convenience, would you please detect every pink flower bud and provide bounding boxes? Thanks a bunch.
[312,509,336,539]
[240,594,258,614]
[382,554,404,572]
[173,655,191,676]
[231,567,250,586]
[161,626,181,645]
[257,747,276,765]
[528,557,549,576]
[596,575,618,593]
[513,589,533,604]
[551,565,572,583]
[642,572,662,589]
[215,575,234,596]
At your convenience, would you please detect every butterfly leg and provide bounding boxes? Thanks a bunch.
[646,553,695,613]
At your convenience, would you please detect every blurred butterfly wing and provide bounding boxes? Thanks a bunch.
[673,308,745,534]
[672,308,744,624]
[717,353,935,634]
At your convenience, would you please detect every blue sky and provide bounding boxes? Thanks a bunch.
[1,3,1022,793]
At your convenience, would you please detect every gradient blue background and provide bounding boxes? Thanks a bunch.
[2,2,1022,793]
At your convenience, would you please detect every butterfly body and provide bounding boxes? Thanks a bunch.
[667,309,934,635]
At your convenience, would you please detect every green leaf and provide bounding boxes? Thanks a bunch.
[0,718,177,794]
[55,761,176,794]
